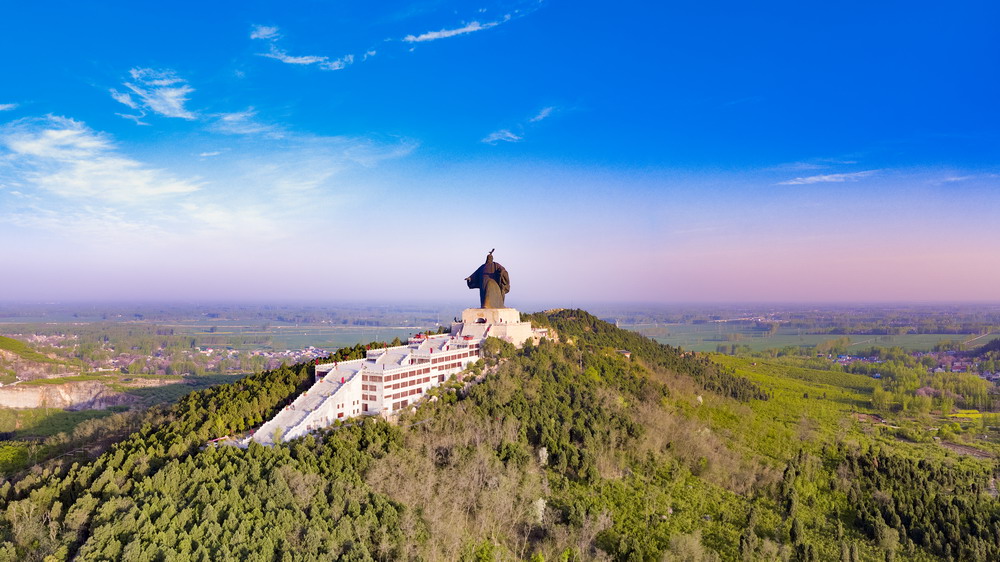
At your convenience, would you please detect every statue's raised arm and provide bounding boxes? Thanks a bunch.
[465,249,510,309]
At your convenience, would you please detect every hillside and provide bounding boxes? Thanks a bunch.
[0,310,995,560]
[0,335,81,383]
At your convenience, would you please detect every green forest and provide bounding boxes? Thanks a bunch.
[1,310,997,560]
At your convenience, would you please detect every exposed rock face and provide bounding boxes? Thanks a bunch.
[0,381,138,410]
[0,349,80,381]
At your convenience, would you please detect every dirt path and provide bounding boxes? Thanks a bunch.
[941,441,993,459]
[962,331,997,346]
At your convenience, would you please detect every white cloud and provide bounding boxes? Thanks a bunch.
[481,129,521,144]
[320,54,354,71]
[403,15,511,42]
[260,47,329,66]
[198,151,221,157]
[936,173,999,184]
[109,89,138,109]
[245,161,337,194]
[0,103,18,111]
[336,136,418,166]
[258,45,355,71]
[112,68,196,121]
[115,113,150,126]
[0,117,425,290]
[767,158,859,172]
[250,25,280,40]
[210,109,284,137]
[942,174,999,183]
[529,106,554,122]
[0,116,201,203]
[251,23,371,73]
[778,170,878,185]
[483,105,557,146]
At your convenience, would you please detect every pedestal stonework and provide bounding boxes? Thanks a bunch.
[461,307,521,325]
[455,308,535,347]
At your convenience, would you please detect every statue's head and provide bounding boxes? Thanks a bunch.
[486,250,494,264]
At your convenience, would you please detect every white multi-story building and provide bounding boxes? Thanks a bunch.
[250,307,539,445]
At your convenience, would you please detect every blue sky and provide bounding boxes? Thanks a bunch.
[1,0,998,303]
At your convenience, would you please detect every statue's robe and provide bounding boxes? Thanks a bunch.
[466,260,510,308]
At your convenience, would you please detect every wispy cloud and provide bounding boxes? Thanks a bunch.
[481,129,521,144]
[109,90,138,109]
[210,109,284,137]
[108,66,294,136]
[403,15,511,43]
[778,170,878,185]
[115,113,150,126]
[482,105,558,145]
[0,103,18,112]
[529,106,554,123]
[0,116,201,203]
[767,158,859,172]
[250,25,279,40]
[111,68,196,122]
[260,46,329,66]
[320,54,354,71]
[934,173,999,184]
[251,25,357,72]
[0,115,419,262]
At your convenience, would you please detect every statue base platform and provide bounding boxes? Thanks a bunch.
[461,307,521,325]
[454,308,535,347]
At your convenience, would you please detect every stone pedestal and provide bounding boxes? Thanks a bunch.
[461,307,521,325]
[454,308,534,347]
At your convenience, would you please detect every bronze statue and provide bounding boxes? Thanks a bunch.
[465,249,510,308]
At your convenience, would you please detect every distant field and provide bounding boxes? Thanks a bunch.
[166,323,433,351]
[623,323,974,353]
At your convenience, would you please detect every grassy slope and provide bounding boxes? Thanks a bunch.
[372,319,943,560]
[650,355,899,560]
[702,355,1000,561]
[705,356,877,461]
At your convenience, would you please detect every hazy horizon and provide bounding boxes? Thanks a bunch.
[3,299,1000,310]
[2,1,998,303]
